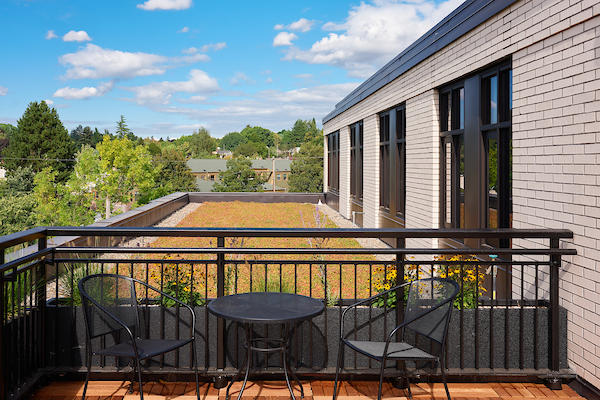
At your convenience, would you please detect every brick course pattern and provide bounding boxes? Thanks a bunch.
[322,0,600,389]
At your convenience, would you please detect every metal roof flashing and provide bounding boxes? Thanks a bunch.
[322,0,516,125]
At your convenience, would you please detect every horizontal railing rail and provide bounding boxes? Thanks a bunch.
[0,226,575,399]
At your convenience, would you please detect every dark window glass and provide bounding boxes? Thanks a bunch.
[490,75,498,124]
[327,131,339,192]
[396,106,406,217]
[379,113,390,209]
[350,122,363,201]
[440,87,463,132]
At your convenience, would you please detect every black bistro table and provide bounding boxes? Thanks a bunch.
[208,292,324,400]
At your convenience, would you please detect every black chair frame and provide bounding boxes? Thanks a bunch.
[78,273,201,400]
[333,278,459,400]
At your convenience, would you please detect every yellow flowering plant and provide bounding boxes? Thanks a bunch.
[153,255,206,307]
[372,255,487,309]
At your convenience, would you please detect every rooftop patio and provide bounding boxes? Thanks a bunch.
[0,194,582,399]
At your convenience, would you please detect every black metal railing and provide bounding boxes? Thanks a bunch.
[0,226,575,399]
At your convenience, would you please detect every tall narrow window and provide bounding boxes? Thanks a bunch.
[395,105,406,217]
[439,82,465,229]
[327,131,340,193]
[379,113,390,209]
[482,65,512,246]
[350,121,363,202]
[379,105,406,219]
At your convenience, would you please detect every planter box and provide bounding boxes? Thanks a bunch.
[45,303,567,373]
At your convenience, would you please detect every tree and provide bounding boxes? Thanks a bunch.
[240,125,275,148]
[175,128,217,157]
[0,166,35,196]
[140,148,197,202]
[0,193,36,236]
[288,141,324,193]
[233,142,260,158]
[33,167,96,227]
[212,158,265,192]
[96,136,156,217]
[282,119,320,149]
[71,125,103,150]
[220,131,246,151]
[2,101,75,181]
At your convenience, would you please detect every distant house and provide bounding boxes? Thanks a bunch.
[212,147,233,159]
[186,158,292,192]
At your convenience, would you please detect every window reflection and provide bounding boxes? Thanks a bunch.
[490,75,498,124]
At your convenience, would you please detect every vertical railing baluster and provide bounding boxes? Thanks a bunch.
[36,236,47,373]
[215,236,226,388]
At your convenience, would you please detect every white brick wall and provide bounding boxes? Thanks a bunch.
[363,114,379,228]
[339,126,351,219]
[322,0,600,388]
[512,13,600,388]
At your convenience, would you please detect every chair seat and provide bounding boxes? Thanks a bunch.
[345,340,437,361]
[97,338,193,360]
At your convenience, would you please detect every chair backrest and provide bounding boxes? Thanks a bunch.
[403,278,459,345]
[78,274,144,340]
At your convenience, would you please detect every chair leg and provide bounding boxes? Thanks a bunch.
[440,358,450,400]
[135,357,144,400]
[377,357,387,400]
[332,341,344,400]
[402,361,412,399]
[192,340,200,400]
[82,348,92,400]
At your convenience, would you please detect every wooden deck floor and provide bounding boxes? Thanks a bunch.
[31,380,585,400]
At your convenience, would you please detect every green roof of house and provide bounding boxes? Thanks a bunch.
[187,158,292,173]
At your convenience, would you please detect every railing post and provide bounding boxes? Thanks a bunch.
[393,237,406,389]
[214,236,228,388]
[546,236,561,389]
[36,236,47,371]
[0,249,5,399]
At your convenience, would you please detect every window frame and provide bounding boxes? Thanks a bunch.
[327,131,340,193]
[349,120,364,203]
[378,103,406,219]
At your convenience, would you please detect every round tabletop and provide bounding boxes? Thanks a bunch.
[208,292,325,324]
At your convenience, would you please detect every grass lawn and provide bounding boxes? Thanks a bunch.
[144,201,386,302]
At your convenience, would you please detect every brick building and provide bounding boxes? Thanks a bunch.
[323,0,600,390]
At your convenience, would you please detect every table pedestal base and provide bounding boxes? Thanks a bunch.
[226,323,304,400]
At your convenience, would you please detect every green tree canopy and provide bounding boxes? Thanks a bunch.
[0,193,36,236]
[0,166,35,196]
[175,127,217,157]
[212,157,265,192]
[141,148,197,202]
[70,125,104,150]
[220,131,246,151]
[288,140,324,193]
[282,119,320,149]
[240,125,275,148]
[2,101,75,181]
[233,142,260,158]
[0,123,17,139]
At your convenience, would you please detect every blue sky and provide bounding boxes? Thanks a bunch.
[0,0,462,138]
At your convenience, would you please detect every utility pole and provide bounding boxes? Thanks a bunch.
[272,157,276,192]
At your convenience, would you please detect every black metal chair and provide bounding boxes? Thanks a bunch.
[78,273,200,400]
[333,277,459,400]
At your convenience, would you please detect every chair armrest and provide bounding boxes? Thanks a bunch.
[133,278,197,337]
[340,281,412,339]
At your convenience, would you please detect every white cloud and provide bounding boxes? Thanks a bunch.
[59,44,168,79]
[273,32,297,47]
[182,47,198,54]
[265,77,273,84]
[230,72,254,86]
[148,82,359,136]
[200,42,226,52]
[137,0,192,10]
[274,18,314,33]
[288,18,314,32]
[43,99,54,105]
[178,26,189,33]
[0,86,7,96]
[294,73,313,79]
[284,0,463,77]
[127,69,219,105]
[63,30,92,42]
[46,30,58,40]
[53,81,114,100]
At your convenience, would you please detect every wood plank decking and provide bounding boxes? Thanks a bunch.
[31,380,585,400]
